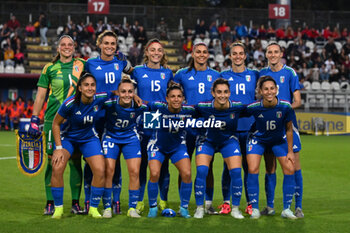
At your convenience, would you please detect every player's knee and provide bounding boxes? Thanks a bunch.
[149,170,160,182]
[248,166,259,174]
[92,166,105,181]
[129,168,139,180]
[180,169,191,183]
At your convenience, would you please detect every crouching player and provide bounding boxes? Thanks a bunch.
[50,73,107,219]
[193,78,245,219]
[246,76,296,219]
[147,82,193,219]
[101,77,147,218]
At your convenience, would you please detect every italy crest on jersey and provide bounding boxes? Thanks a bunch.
[15,130,46,177]
[160,73,166,80]
[246,75,251,82]
[248,144,253,152]
[207,75,212,82]
[130,112,135,118]
[198,145,202,152]
[74,65,79,72]
[94,105,99,112]
[280,76,285,83]
[151,151,156,157]
[114,63,119,71]
[276,111,282,118]
[230,113,235,119]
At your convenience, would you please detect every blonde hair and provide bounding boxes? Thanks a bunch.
[52,35,74,63]
[96,30,118,47]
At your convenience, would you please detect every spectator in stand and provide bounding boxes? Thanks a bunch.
[209,21,219,40]
[294,27,303,39]
[342,54,350,71]
[0,23,11,43]
[134,25,147,48]
[267,25,276,39]
[258,24,267,39]
[86,22,95,36]
[156,17,169,40]
[11,32,22,52]
[341,28,348,41]
[324,37,337,60]
[301,25,311,40]
[79,26,91,43]
[329,64,339,82]
[332,27,341,41]
[14,48,24,66]
[8,99,20,130]
[7,15,20,32]
[221,26,232,43]
[322,26,332,40]
[129,20,139,37]
[319,63,330,81]
[24,99,34,118]
[95,19,105,36]
[309,27,320,42]
[285,26,295,41]
[128,41,141,66]
[182,36,193,58]
[339,64,350,82]
[4,44,14,67]
[25,22,35,37]
[16,96,25,116]
[80,41,92,60]
[235,21,248,39]
[213,39,222,56]
[343,37,350,55]
[218,21,229,35]
[39,12,48,46]
[248,25,259,40]
[195,19,208,38]
[310,63,320,81]
[253,45,264,62]
[301,62,312,81]
[276,26,285,40]
[183,28,194,41]
[0,100,9,130]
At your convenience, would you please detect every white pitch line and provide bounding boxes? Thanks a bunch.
[0,156,16,160]
[0,144,15,147]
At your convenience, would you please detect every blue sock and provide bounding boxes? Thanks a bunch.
[159,159,170,201]
[229,168,242,206]
[129,189,140,209]
[194,165,209,206]
[283,174,295,210]
[265,173,276,208]
[138,154,148,202]
[295,169,303,209]
[112,166,122,203]
[90,186,104,208]
[221,162,231,202]
[51,187,64,206]
[103,188,112,209]
[247,173,259,209]
[242,158,249,203]
[180,182,192,208]
[83,163,92,203]
[148,181,158,207]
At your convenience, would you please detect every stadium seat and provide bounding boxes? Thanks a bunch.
[331,81,340,91]
[215,54,225,63]
[340,82,350,91]
[334,41,342,53]
[311,81,321,90]
[56,26,64,36]
[261,40,268,50]
[286,40,294,48]
[4,65,14,73]
[303,81,311,90]
[209,61,216,68]
[305,41,315,50]
[118,36,126,45]
[90,51,99,58]
[118,44,128,55]
[186,53,192,62]
[193,38,203,45]
[14,65,25,74]
[209,54,214,61]
[0,61,4,73]
[250,39,256,46]
[321,81,331,91]
[125,36,134,46]
[278,40,287,48]
[213,38,222,48]
[203,38,210,46]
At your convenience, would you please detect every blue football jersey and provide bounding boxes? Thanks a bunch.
[58,92,110,141]
[103,96,148,143]
[220,68,259,131]
[148,102,196,153]
[131,64,173,102]
[246,98,294,144]
[85,55,131,92]
[174,67,220,105]
[259,65,300,103]
[196,100,245,144]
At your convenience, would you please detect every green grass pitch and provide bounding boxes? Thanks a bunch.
[0,131,349,233]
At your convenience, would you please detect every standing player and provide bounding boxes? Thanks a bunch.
[174,42,220,214]
[28,35,85,215]
[50,73,108,219]
[259,41,303,218]
[246,76,296,219]
[147,82,193,219]
[84,30,133,214]
[131,38,173,213]
[193,78,245,219]
[101,77,146,218]
[220,42,259,215]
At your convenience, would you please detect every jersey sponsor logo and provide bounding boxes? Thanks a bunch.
[207,75,212,82]
[75,111,82,115]
[93,105,98,112]
[229,77,234,81]
[276,111,282,118]
[96,66,102,70]
[234,149,240,153]
[246,75,251,82]
[280,76,285,83]
[142,74,148,78]
[74,65,79,72]
[160,73,166,80]
[258,114,264,118]
[188,76,194,80]
[114,63,119,71]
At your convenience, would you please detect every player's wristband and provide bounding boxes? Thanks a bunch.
[56,145,63,150]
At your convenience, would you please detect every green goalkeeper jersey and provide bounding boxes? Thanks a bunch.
[37,58,85,123]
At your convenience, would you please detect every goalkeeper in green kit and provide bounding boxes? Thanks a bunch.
[28,35,86,215]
